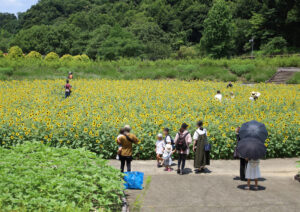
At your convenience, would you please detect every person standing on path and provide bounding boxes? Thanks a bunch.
[174,123,192,175]
[163,128,175,153]
[193,121,210,173]
[118,125,139,172]
[234,127,248,181]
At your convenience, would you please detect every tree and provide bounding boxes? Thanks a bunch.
[200,0,235,58]
[261,36,287,55]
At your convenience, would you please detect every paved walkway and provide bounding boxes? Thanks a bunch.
[109,158,300,212]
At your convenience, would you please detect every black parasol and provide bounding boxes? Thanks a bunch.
[237,138,267,160]
[239,120,268,143]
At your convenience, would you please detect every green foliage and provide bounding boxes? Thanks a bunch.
[0,50,3,57]
[287,72,300,84]
[230,64,255,76]
[8,46,23,59]
[60,54,73,62]
[0,56,298,83]
[26,51,42,59]
[261,37,288,55]
[200,0,235,58]
[0,0,299,58]
[73,54,90,62]
[0,142,124,211]
[176,46,197,59]
[45,52,59,61]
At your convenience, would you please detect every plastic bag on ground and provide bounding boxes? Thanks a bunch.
[124,171,144,190]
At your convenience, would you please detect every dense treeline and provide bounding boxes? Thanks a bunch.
[0,0,300,59]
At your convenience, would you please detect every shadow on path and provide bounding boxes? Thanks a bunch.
[237,184,266,191]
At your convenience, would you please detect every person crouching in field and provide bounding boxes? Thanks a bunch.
[155,133,165,167]
[64,80,72,98]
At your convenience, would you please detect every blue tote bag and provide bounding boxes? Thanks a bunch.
[124,172,144,190]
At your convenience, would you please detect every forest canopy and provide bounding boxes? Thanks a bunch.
[0,0,299,59]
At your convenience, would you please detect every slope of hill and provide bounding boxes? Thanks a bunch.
[0,0,300,60]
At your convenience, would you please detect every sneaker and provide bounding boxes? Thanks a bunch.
[168,168,171,172]
[157,164,161,168]
[180,170,184,175]
[177,169,180,174]
[164,168,168,171]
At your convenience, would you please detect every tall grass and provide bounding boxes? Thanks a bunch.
[0,56,299,82]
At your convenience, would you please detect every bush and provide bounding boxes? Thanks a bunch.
[45,52,59,61]
[8,46,23,59]
[230,64,255,76]
[26,51,42,59]
[73,54,90,62]
[261,36,287,55]
[176,46,197,59]
[60,54,73,62]
[0,142,124,211]
[0,67,14,77]
[0,50,3,57]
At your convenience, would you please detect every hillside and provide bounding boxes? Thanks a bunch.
[0,0,300,60]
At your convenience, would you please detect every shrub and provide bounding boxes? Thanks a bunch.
[60,54,73,62]
[45,52,59,61]
[8,46,23,59]
[26,51,42,59]
[0,67,14,76]
[261,36,287,55]
[230,64,255,76]
[176,46,197,59]
[81,54,90,62]
[0,142,124,211]
[0,50,3,57]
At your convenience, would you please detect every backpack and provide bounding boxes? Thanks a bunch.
[176,132,189,151]
[164,135,174,145]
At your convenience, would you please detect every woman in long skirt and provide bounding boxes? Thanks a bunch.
[193,121,210,173]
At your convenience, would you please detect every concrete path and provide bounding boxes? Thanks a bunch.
[109,159,300,212]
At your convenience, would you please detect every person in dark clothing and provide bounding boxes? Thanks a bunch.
[234,127,248,181]
[64,80,72,98]
[227,81,233,88]
[174,123,192,175]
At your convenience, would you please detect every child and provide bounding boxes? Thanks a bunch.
[155,133,165,167]
[116,128,125,160]
[162,140,173,171]
[245,159,261,190]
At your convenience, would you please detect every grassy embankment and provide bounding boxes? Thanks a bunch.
[0,56,300,83]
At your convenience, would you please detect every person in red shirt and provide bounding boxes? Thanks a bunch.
[64,80,72,98]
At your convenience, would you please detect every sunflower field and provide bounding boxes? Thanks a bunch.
[0,79,299,159]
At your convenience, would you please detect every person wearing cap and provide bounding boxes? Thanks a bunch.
[249,91,261,101]
[162,140,173,171]
[155,133,165,167]
[118,126,139,172]
[174,123,192,175]
[68,72,73,79]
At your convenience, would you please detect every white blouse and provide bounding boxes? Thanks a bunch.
[193,128,207,140]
